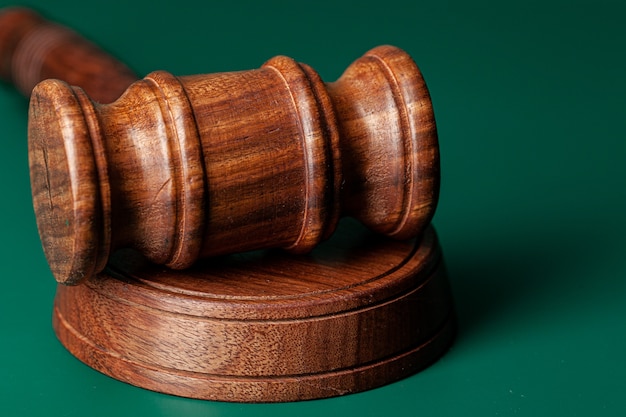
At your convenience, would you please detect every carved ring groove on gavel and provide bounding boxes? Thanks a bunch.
[28,45,439,285]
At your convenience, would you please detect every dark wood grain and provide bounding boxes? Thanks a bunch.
[29,45,439,285]
[53,220,455,402]
[3,10,454,402]
[0,7,136,103]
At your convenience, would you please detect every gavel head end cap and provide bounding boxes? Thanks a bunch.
[28,79,104,285]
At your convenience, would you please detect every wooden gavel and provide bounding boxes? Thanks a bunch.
[8,8,439,285]
[29,45,439,285]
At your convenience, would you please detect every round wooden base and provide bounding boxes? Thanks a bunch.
[52,220,456,403]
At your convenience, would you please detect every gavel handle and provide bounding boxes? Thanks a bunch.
[0,7,137,103]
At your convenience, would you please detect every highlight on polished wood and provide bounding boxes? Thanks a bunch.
[1,9,454,402]
[53,220,456,403]
[29,45,439,285]
[0,6,136,103]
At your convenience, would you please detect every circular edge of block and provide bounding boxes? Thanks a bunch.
[52,227,456,403]
[53,305,455,402]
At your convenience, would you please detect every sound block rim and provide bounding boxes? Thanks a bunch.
[53,304,455,402]
[52,222,456,403]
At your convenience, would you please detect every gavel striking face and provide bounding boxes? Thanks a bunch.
[28,45,439,285]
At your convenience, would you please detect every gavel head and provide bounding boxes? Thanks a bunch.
[28,45,439,285]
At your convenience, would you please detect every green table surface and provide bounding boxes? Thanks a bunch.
[1,0,625,415]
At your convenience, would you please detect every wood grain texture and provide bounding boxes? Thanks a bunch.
[53,220,455,402]
[5,12,454,402]
[0,7,136,102]
[29,45,439,285]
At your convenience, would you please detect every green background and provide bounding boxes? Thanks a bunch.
[1,0,624,415]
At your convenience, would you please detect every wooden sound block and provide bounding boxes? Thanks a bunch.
[52,220,455,402]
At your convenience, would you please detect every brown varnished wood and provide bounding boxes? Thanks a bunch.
[0,7,136,102]
[29,45,439,285]
[2,12,454,401]
[53,220,455,402]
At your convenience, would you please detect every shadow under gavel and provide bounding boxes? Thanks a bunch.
[1,8,439,286]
